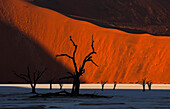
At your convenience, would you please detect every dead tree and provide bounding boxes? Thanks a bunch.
[58,80,63,90]
[101,80,107,91]
[113,81,117,90]
[13,65,47,93]
[142,79,146,92]
[56,36,98,95]
[147,81,152,91]
[49,79,54,90]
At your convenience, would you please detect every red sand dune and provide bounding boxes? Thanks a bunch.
[0,0,169,83]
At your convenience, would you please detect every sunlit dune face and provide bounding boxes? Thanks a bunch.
[0,0,169,84]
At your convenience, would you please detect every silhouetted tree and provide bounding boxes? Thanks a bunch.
[101,80,107,91]
[113,81,117,90]
[58,80,63,90]
[147,81,152,91]
[56,36,98,95]
[49,78,54,90]
[13,65,47,93]
[142,79,146,92]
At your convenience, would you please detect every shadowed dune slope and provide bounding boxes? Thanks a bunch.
[0,0,169,83]
[0,21,73,83]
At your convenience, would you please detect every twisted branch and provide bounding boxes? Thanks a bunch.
[56,54,72,59]
[80,35,98,71]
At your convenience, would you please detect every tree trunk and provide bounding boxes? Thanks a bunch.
[71,76,80,95]
[102,85,104,91]
[32,86,36,93]
[113,84,116,90]
[143,84,145,92]
[148,84,151,91]
[50,82,52,90]
[75,77,80,95]
[60,85,62,90]
[148,86,151,91]
[71,79,76,94]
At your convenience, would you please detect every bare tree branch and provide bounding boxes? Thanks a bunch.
[58,80,63,90]
[19,74,29,78]
[69,36,77,57]
[40,67,47,77]
[80,36,97,70]
[89,59,98,67]
[56,54,72,59]
[70,36,76,47]
[91,35,95,52]
[13,71,29,83]
[69,36,78,73]
[27,65,32,85]
[84,52,96,61]
[56,36,78,73]
[101,80,108,84]
[58,80,63,86]
[66,72,74,76]
[73,46,77,57]
[36,68,47,81]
